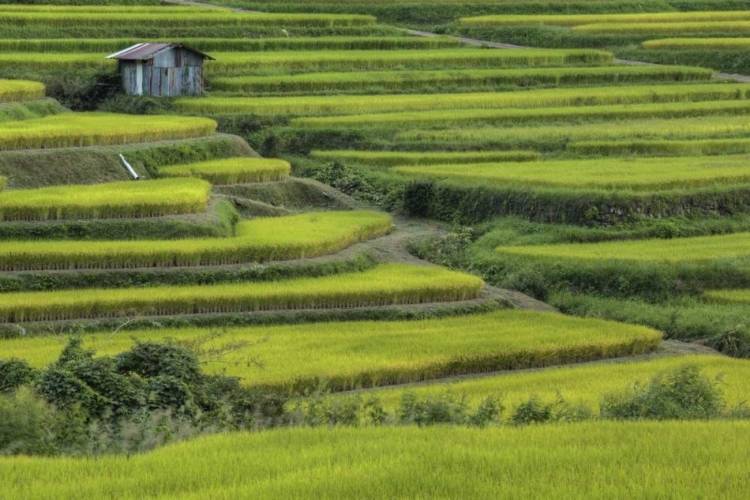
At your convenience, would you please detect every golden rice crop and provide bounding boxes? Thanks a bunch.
[0,263,484,323]
[210,65,711,94]
[568,138,750,156]
[159,157,290,185]
[1,310,661,392]
[574,21,750,35]
[364,355,750,413]
[398,115,750,149]
[0,5,227,13]
[0,36,460,53]
[460,11,750,27]
[294,100,750,129]
[310,150,540,167]
[0,79,45,103]
[0,12,376,28]
[1,422,748,499]
[0,53,113,70]
[202,49,613,76]
[2,422,747,499]
[0,178,211,221]
[642,38,750,50]
[703,289,750,305]
[393,154,750,191]
[176,83,750,116]
[0,211,393,271]
[495,232,750,262]
[0,112,216,151]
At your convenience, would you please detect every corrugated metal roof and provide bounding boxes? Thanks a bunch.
[106,43,214,61]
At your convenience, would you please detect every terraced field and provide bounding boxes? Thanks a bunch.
[0,1,748,497]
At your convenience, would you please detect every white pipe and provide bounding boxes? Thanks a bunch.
[119,154,140,180]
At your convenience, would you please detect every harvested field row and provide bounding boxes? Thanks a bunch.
[0,178,212,221]
[1,310,661,392]
[294,99,750,129]
[495,231,750,262]
[0,12,376,28]
[398,115,750,150]
[460,10,750,27]
[0,264,484,323]
[160,158,290,185]
[211,65,712,95]
[0,211,393,271]
[0,79,45,103]
[310,150,540,167]
[0,113,216,151]
[394,154,750,191]
[363,355,750,413]
[1,422,748,499]
[178,83,750,116]
[0,36,461,53]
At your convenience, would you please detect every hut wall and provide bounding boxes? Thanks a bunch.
[118,48,205,97]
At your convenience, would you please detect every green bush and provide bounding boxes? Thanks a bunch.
[0,388,57,456]
[0,359,37,393]
[600,365,726,420]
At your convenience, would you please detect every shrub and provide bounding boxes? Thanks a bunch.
[600,365,726,420]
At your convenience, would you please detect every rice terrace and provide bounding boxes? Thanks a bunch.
[0,0,749,497]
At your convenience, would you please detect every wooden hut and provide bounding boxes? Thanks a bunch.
[106,43,214,97]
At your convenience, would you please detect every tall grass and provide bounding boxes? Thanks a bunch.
[1,423,748,499]
[0,79,45,103]
[310,150,540,167]
[0,113,216,151]
[0,36,461,53]
[393,154,750,191]
[1,310,660,392]
[176,83,750,116]
[496,232,750,262]
[0,264,484,323]
[294,100,750,129]
[643,38,750,50]
[460,11,750,27]
[211,65,711,95]
[203,49,613,76]
[159,158,290,185]
[0,211,393,271]
[0,178,212,221]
